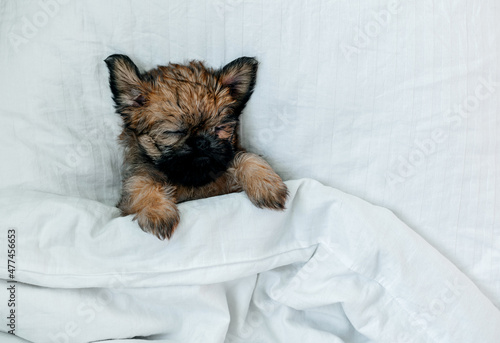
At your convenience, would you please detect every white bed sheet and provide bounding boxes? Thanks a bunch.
[0,0,499,341]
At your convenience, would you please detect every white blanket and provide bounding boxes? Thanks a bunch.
[0,179,499,342]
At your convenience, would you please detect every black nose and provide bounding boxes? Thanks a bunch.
[194,137,210,151]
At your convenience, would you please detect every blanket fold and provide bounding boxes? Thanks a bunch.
[0,179,498,342]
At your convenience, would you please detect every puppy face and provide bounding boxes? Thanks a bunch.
[105,55,258,187]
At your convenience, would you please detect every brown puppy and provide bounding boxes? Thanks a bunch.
[105,55,288,239]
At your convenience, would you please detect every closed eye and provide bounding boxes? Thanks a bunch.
[163,130,187,136]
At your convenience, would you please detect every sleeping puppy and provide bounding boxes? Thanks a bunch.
[105,55,288,239]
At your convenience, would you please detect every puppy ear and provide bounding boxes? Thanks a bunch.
[219,57,258,108]
[104,54,146,108]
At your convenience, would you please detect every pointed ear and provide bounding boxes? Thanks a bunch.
[219,57,258,107]
[104,54,146,108]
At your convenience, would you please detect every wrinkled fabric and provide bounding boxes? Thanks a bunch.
[0,179,499,342]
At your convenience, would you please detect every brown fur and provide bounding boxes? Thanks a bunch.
[230,152,289,210]
[105,55,288,239]
[119,171,179,240]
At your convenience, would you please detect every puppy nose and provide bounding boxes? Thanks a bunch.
[194,137,210,150]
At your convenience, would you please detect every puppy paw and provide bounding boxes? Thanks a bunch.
[121,174,180,240]
[232,152,289,210]
[134,204,180,240]
[245,173,289,210]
